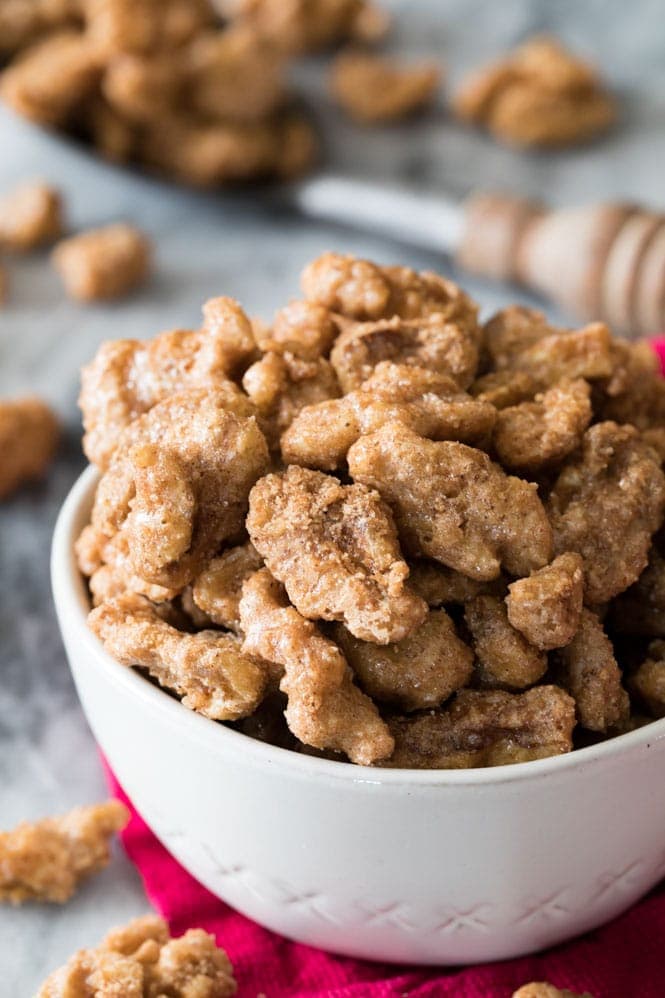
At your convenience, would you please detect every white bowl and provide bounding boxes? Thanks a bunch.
[52,465,665,965]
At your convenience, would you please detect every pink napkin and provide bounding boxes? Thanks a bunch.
[103,338,665,997]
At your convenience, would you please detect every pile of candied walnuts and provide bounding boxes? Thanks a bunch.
[0,0,391,187]
[75,252,665,769]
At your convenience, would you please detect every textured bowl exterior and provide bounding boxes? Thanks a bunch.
[52,466,665,965]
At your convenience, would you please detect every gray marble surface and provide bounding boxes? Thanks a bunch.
[1,0,664,992]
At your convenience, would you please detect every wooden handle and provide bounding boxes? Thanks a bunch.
[456,192,665,337]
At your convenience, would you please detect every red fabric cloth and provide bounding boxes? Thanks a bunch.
[103,338,665,997]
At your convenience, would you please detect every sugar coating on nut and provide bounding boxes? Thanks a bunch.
[383,686,577,769]
[87,388,269,590]
[52,222,151,301]
[242,351,340,450]
[0,801,129,904]
[330,51,440,124]
[240,568,393,764]
[89,592,269,720]
[454,35,615,148]
[247,465,427,644]
[0,396,59,499]
[282,361,496,470]
[79,296,257,468]
[507,552,584,651]
[464,595,547,690]
[333,608,473,712]
[0,181,63,252]
[555,609,629,732]
[36,914,236,998]
[492,379,592,473]
[191,542,263,632]
[348,422,552,580]
[548,421,665,604]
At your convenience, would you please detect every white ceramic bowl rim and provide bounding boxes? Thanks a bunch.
[52,465,665,789]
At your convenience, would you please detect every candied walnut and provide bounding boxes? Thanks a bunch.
[242,350,340,450]
[84,0,214,54]
[511,323,613,386]
[596,339,665,436]
[78,527,180,605]
[184,26,285,124]
[89,592,269,720]
[80,301,256,469]
[554,609,628,732]
[0,2,44,57]
[248,466,426,644]
[507,553,584,651]
[382,686,576,769]
[191,542,263,632]
[256,300,339,360]
[240,569,393,763]
[0,396,59,499]
[492,379,592,474]
[513,985,593,998]
[611,544,665,637]
[89,389,269,589]
[52,223,151,302]
[102,53,182,124]
[37,914,236,998]
[464,595,547,690]
[330,51,440,124]
[482,305,556,369]
[231,0,390,54]
[86,96,140,163]
[333,608,473,711]
[483,308,613,387]
[140,112,317,187]
[548,422,665,604]
[329,314,481,396]
[0,801,128,904]
[282,362,496,470]
[0,181,63,252]
[470,369,537,410]
[408,559,505,606]
[628,641,665,718]
[301,253,478,327]
[0,31,102,126]
[453,35,615,148]
[348,422,552,581]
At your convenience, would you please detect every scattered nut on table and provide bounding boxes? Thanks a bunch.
[0,801,129,904]
[36,914,236,997]
[0,396,60,499]
[453,35,616,147]
[51,222,151,301]
[330,50,440,124]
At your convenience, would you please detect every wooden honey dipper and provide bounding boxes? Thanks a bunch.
[285,176,665,336]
